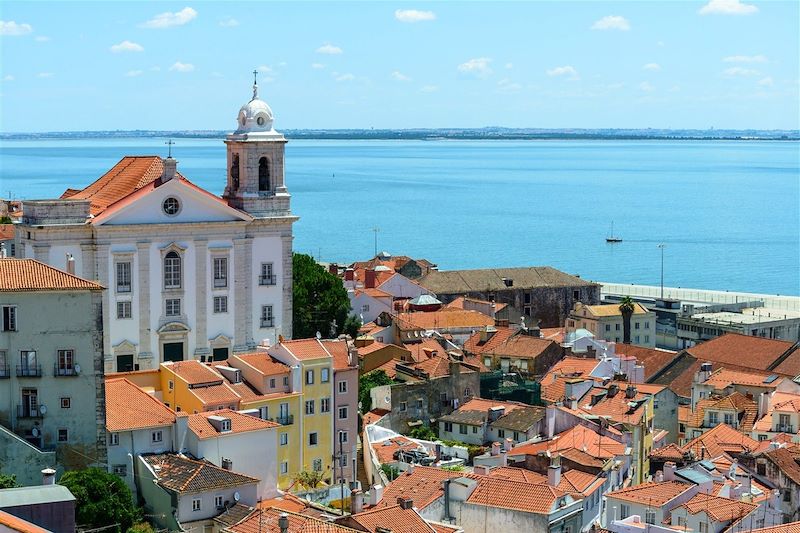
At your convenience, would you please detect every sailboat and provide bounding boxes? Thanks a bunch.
[606,221,622,243]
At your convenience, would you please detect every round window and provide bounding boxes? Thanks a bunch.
[257,116,265,126]
[163,197,180,216]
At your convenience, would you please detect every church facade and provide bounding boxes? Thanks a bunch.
[16,80,296,372]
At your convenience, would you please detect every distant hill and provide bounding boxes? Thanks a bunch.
[2,127,798,141]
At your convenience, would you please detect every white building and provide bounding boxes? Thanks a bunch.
[16,77,296,372]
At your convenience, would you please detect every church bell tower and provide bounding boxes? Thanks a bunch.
[223,71,291,217]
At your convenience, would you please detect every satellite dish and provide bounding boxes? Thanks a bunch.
[233,491,241,502]
[316,331,322,340]
[384,396,391,404]
[39,405,47,416]
[74,364,81,374]
[31,427,40,437]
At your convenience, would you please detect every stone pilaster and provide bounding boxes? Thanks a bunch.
[32,243,50,262]
[95,244,111,356]
[281,231,293,339]
[233,238,248,352]
[80,242,96,280]
[194,240,209,358]
[244,237,254,348]
[137,242,152,360]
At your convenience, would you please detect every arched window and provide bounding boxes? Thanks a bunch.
[258,157,270,192]
[164,251,181,289]
[231,154,240,191]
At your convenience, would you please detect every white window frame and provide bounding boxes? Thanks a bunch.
[116,261,132,293]
[165,298,181,317]
[152,430,163,443]
[338,406,348,419]
[116,301,132,319]
[164,251,182,289]
[57,428,69,443]
[280,432,288,446]
[192,498,201,512]
[213,257,228,288]
[280,461,288,474]
[213,296,228,314]
[305,369,314,385]
[109,433,119,446]
[214,495,224,508]
[261,305,274,327]
[321,398,331,413]
[338,381,347,394]
[321,367,330,383]
[259,262,275,285]
[305,400,315,415]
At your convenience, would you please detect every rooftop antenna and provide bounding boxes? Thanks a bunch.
[165,139,175,158]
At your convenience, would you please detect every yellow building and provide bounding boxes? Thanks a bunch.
[268,339,335,484]
[567,302,657,347]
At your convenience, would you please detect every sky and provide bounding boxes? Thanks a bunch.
[1,1,798,132]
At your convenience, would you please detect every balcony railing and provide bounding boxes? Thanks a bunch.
[117,284,131,293]
[261,318,275,328]
[54,364,78,377]
[17,364,42,377]
[259,275,277,286]
[18,405,42,418]
[0,364,10,379]
[271,415,294,426]
[776,424,795,433]
[213,278,228,288]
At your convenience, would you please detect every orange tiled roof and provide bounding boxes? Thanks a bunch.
[143,453,258,494]
[349,504,436,533]
[578,302,650,317]
[677,493,757,523]
[579,385,651,425]
[686,333,796,373]
[167,360,223,385]
[511,424,627,461]
[105,378,175,432]
[397,309,495,331]
[463,327,516,355]
[0,225,14,240]
[371,358,399,379]
[231,508,359,533]
[547,357,601,377]
[763,447,800,485]
[557,469,605,496]
[372,436,423,464]
[466,477,567,514]
[191,382,241,408]
[0,510,50,533]
[280,338,332,360]
[747,521,800,533]
[257,493,311,513]
[411,355,470,379]
[703,367,782,389]
[355,287,393,299]
[773,394,800,413]
[681,423,758,458]
[378,466,480,510]
[616,344,678,381]
[187,409,279,439]
[0,258,104,292]
[403,338,451,363]
[487,466,548,484]
[363,409,390,426]
[650,443,687,461]
[234,353,290,376]
[322,340,354,370]
[687,392,758,432]
[606,481,693,506]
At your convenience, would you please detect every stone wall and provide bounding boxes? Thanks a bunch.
[21,200,90,226]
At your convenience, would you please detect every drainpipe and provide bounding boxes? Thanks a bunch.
[443,479,452,522]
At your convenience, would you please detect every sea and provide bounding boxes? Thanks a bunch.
[0,138,798,296]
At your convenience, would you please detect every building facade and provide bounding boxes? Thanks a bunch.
[15,79,296,372]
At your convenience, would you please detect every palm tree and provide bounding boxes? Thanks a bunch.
[619,297,635,344]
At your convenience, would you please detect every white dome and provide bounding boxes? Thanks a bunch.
[235,82,275,134]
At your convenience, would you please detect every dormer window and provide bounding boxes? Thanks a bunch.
[221,419,231,432]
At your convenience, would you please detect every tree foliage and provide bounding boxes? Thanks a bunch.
[408,425,437,441]
[0,473,18,489]
[59,468,140,533]
[359,370,393,413]
[292,253,352,339]
[293,469,325,490]
[619,296,635,344]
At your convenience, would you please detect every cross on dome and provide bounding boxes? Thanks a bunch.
[234,69,275,134]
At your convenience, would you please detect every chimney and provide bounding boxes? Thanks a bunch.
[369,484,384,506]
[548,455,561,487]
[490,442,500,456]
[625,385,637,399]
[364,269,377,289]
[473,465,490,475]
[546,404,556,439]
[443,479,453,521]
[66,253,75,275]
[350,488,363,514]
[504,437,513,452]
[654,470,664,482]
[328,263,339,275]
[279,513,289,533]
[173,411,189,453]
[607,384,619,398]
[397,497,414,510]
[161,157,177,182]
[449,360,461,376]
[41,468,56,486]
[344,269,355,281]
[0,243,6,258]
[663,462,676,481]
[488,406,505,422]
[695,362,713,383]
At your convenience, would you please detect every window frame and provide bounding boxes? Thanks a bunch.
[261,304,274,327]
[338,380,347,394]
[309,432,318,446]
[213,296,228,314]
[321,367,330,383]
[116,300,132,319]
[164,251,182,289]
[116,261,132,293]
[213,257,228,288]
[165,298,181,317]
[2,305,17,332]
[152,430,163,443]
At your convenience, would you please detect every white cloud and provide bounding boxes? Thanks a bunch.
[591,15,630,31]
[724,66,759,77]
[125,70,143,77]
[169,61,195,72]
[142,7,197,29]
[723,54,767,63]
[333,72,354,82]
[643,63,661,71]
[497,78,522,93]
[2,75,14,81]
[35,36,50,42]
[316,43,342,55]
[458,57,492,78]
[110,40,144,53]
[699,0,758,15]
[505,63,513,69]
[0,20,33,36]
[639,81,655,92]
[37,72,54,78]
[546,65,579,80]
[219,17,238,27]
[394,9,436,22]
[758,76,774,87]
[391,71,411,82]
[311,63,325,69]
[420,85,439,93]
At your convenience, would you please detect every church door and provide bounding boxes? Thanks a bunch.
[163,342,184,362]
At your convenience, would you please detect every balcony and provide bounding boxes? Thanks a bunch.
[0,364,9,379]
[213,278,228,289]
[17,405,43,418]
[260,318,275,328]
[16,365,42,377]
[271,415,294,426]
[117,284,131,293]
[54,364,78,377]
[259,275,277,286]
[776,424,795,433]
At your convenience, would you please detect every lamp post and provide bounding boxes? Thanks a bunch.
[372,227,380,257]
[657,244,665,299]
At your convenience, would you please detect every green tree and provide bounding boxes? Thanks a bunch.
[619,296,635,344]
[293,469,325,490]
[408,425,437,441]
[293,253,352,339]
[127,523,155,533]
[359,370,393,413]
[60,468,140,532]
[0,473,18,489]
[343,315,362,339]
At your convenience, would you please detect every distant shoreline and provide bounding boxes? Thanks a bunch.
[1,127,798,141]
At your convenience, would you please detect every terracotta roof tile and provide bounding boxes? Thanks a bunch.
[403,339,451,363]
[763,447,800,485]
[143,453,258,494]
[747,521,800,533]
[681,423,759,458]
[487,466,547,484]
[483,334,559,360]
[280,338,333,361]
[231,508,360,533]
[257,493,311,514]
[187,409,279,439]
[348,504,436,533]
[466,477,568,514]
[540,327,566,342]
[213,502,255,528]
[372,436,425,464]
[578,384,651,425]
[547,357,601,377]
[650,443,688,461]
[677,493,757,523]
[419,267,596,294]
[703,367,783,389]
[234,353,291,376]
[105,378,176,432]
[362,409,389,426]
[321,340,355,370]
[0,510,51,533]
[0,225,14,240]
[616,345,678,381]
[463,327,516,355]
[557,469,605,496]
[511,425,626,461]
[166,360,224,385]
[0,258,103,291]
[378,466,480,510]
[191,383,242,408]
[397,309,495,331]
[606,481,693,506]
[686,333,797,373]
[580,302,650,318]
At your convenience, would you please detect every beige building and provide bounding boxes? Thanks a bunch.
[0,258,106,484]
[567,302,657,347]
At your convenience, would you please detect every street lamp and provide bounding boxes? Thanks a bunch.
[657,244,666,299]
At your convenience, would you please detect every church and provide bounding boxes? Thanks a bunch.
[16,76,296,372]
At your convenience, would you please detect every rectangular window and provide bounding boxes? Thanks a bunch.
[645,321,650,329]
[261,305,274,327]
[699,523,708,533]
[270,378,276,388]
[280,462,288,474]
[361,304,369,313]
[605,324,611,332]
[635,322,640,330]
[305,400,315,415]
[635,336,640,343]
[116,301,132,319]
[113,465,127,477]
[0,350,7,377]
[283,376,289,387]
[321,398,331,413]
[464,387,472,397]
[400,401,407,412]
[339,431,348,444]
[165,298,181,316]
[645,335,650,343]
[192,499,201,512]
[164,254,181,289]
[514,431,520,440]
[444,422,453,432]
[19,351,38,376]
[213,296,228,314]
[615,323,620,331]
[213,257,228,288]
[60,397,71,409]
[620,504,630,520]
[321,367,330,382]
[645,510,655,525]
[110,433,119,446]
[309,432,318,446]
[55,350,75,375]
[709,411,718,425]
[498,429,505,438]
[459,424,468,435]
[724,413,734,425]
[306,369,314,384]
[152,430,163,443]
[116,262,132,293]
[2,306,17,331]
[259,263,275,285]
[472,426,478,434]
[416,398,423,409]
[58,429,68,443]
[338,406,348,419]
[338,381,347,393]
[215,495,224,509]
[280,432,288,446]
[312,458,322,472]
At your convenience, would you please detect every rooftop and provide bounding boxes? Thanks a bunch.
[577,302,650,318]
[466,477,568,515]
[142,453,258,494]
[689,309,799,325]
[279,338,333,361]
[396,309,495,331]
[187,409,279,439]
[230,508,359,533]
[681,423,758,459]
[105,377,176,432]
[346,504,436,533]
[378,466,479,510]
[685,333,797,373]
[605,481,693,506]
[234,353,290,376]
[677,493,757,523]
[0,485,75,507]
[0,258,104,292]
[419,266,597,294]
[166,360,224,385]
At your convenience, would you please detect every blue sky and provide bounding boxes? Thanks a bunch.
[1,1,798,131]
